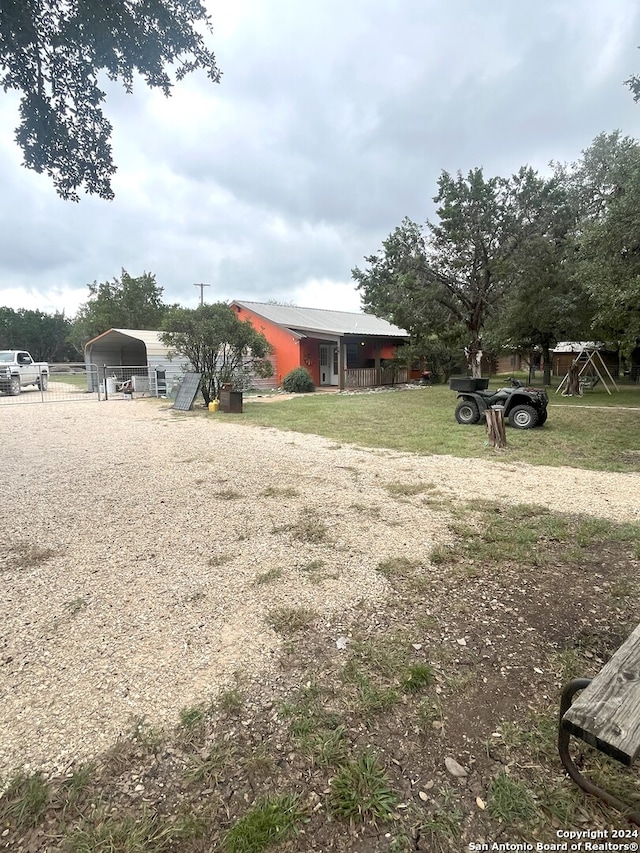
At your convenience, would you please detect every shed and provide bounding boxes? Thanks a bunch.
[552,342,619,378]
[84,328,192,395]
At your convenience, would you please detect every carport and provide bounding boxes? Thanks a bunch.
[84,328,191,395]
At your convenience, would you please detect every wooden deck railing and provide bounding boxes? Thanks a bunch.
[344,367,408,388]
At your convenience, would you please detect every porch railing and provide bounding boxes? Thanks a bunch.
[344,367,408,388]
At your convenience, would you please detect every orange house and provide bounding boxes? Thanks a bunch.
[231,301,409,390]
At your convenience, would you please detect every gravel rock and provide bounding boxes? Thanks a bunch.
[0,398,638,780]
[445,756,468,777]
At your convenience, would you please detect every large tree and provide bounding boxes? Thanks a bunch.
[0,0,220,200]
[351,218,468,377]
[354,169,517,377]
[0,306,77,360]
[352,218,453,338]
[486,248,590,384]
[70,269,170,349]
[161,303,273,405]
[486,168,589,383]
[354,166,593,379]
[561,132,640,351]
[428,168,516,375]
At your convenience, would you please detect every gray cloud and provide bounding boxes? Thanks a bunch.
[0,0,638,316]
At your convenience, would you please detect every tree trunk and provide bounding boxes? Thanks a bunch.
[486,407,507,450]
[563,361,581,396]
[466,334,483,377]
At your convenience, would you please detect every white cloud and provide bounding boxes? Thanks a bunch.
[291,278,363,314]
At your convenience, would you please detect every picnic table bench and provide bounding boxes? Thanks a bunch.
[558,623,640,824]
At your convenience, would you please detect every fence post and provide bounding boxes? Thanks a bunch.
[92,365,101,400]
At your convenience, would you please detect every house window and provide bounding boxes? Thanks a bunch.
[319,348,328,366]
[346,343,358,367]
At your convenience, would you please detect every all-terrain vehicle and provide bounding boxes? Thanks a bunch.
[449,376,548,429]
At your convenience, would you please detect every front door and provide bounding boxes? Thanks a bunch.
[319,345,338,385]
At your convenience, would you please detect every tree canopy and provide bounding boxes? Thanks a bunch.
[353,144,640,379]
[562,132,640,352]
[428,168,515,375]
[0,306,77,360]
[70,269,170,350]
[354,167,574,377]
[484,168,590,383]
[0,0,220,200]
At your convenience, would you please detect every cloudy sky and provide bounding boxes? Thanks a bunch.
[1,0,639,318]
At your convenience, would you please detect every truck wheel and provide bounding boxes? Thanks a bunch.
[9,376,21,396]
[37,374,49,391]
[455,399,480,424]
[509,404,538,429]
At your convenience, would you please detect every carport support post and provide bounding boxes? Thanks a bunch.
[103,365,108,401]
[338,341,346,390]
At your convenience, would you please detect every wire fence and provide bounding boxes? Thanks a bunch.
[0,363,185,406]
[0,359,286,406]
[97,365,183,399]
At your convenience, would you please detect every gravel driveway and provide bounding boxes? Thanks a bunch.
[1,398,638,781]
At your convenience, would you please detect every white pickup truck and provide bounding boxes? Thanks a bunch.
[0,350,49,395]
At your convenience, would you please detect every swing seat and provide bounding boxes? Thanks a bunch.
[579,375,600,391]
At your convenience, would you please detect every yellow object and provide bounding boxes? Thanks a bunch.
[208,400,220,412]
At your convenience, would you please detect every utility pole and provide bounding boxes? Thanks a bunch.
[193,282,210,306]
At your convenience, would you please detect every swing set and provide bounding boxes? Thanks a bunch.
[555,345,619,396]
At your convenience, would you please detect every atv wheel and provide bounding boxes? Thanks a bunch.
[509,404,538,429]
[536,409,548,426]
[455,399,480,425]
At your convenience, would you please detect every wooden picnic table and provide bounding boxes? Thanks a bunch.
[559,623,640,824]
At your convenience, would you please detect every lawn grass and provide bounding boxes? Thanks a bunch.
[234,379,640,472]
[49,373,89,389]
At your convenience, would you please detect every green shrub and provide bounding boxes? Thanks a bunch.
[282,367,315,393]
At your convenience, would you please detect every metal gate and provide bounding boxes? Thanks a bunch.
[0,363,102,406]
[99,365,167,398]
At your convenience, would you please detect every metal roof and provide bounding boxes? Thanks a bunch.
[233,301,409,338]
[85,328,171,358]
[553,341,603,353]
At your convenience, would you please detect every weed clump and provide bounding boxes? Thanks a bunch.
[222,794,303,853]
[328,751,398,822]
[0,772,50,830]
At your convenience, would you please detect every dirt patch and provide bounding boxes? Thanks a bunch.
[246,392,298,403]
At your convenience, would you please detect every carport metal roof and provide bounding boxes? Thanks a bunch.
[84,329,170,358]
